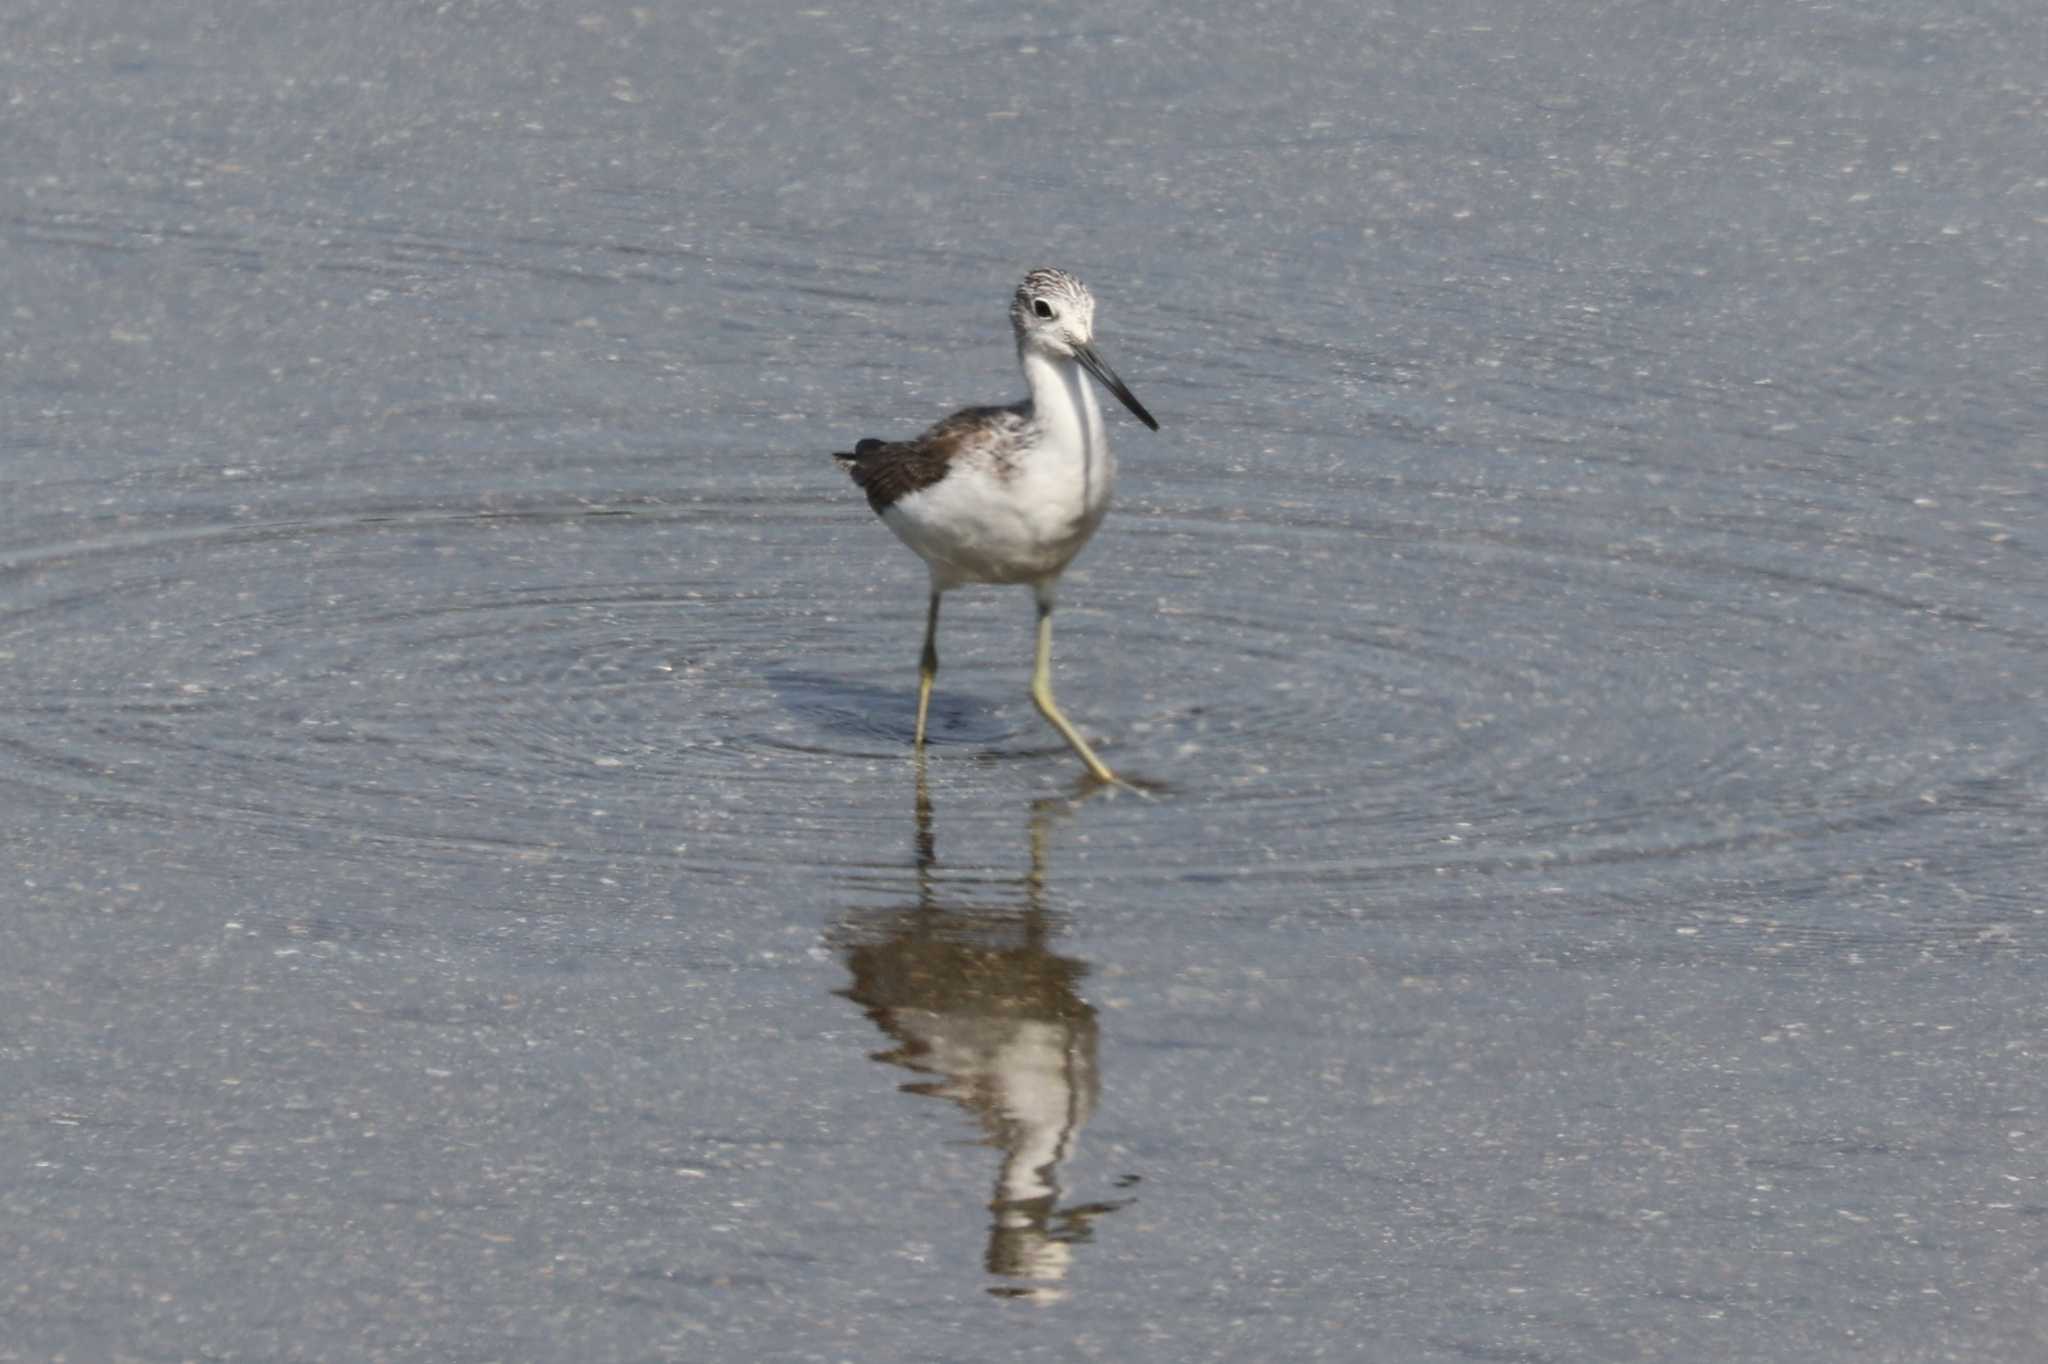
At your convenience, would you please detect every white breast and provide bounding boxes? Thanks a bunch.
[884,352,1116,591]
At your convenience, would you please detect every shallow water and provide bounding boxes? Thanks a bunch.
[5,1,2046,1359]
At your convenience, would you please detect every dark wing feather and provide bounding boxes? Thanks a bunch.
[832,404,1024,514]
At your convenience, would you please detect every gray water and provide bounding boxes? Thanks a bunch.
[4,1,2045,1359]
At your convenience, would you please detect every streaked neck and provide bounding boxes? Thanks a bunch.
[1019,346,1104,454]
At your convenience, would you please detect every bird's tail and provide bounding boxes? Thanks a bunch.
[831,438,885,471]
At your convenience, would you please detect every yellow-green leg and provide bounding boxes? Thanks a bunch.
[913,591,940,748]
[1030,599,1117,785]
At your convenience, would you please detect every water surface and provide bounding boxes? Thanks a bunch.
[4,1,2045,1359]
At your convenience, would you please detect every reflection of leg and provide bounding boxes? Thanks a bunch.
[1026,798,1050,905]
[1023,796,1072,945]
[1030,598,1116,785]
[914,591,940,748]
[912,745,936,873]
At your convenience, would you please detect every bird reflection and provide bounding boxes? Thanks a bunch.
[832,759,1133,1300]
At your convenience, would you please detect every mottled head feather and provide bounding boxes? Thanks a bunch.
[1009,267,1097,351]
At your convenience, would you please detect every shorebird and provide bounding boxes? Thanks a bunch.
[833,267,1160,785]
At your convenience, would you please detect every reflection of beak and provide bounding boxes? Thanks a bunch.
[1073,342,1160,432]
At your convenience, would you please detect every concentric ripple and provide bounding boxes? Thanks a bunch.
[1066,489,2041,902]
[1,450,2038,918]
[2,498,865,868]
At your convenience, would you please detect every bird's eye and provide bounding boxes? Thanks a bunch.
[1033,299,1055,319]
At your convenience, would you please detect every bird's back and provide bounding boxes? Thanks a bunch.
[835,399,1115,588]
[833,403,1029,515]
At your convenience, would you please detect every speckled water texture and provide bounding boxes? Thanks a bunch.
[4,1,2045,1360]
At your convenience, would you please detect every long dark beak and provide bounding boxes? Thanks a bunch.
[1074,341,1160,431]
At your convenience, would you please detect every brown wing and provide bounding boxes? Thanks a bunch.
[833,404,1024,514]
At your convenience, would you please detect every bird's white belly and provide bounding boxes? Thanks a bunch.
[883,455,1112,589]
